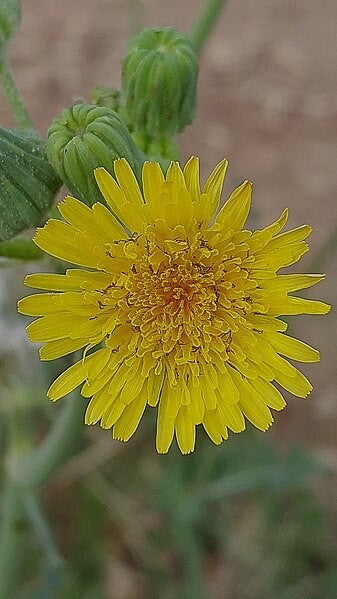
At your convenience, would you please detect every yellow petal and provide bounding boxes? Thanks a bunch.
[274,365,312,398]
[217,367,240,404]
[217,399,245,433]
[113,387,148,441]
[39,338,88,361]
[166,161,186,193]
[264,332,320,363]
[113,158,144,207]
[147,370,165,407]
[183,156,201,199]
[269,296,330,316]
[236,376,274,431]
[264,273,325,293]
[18,293,61,316]
[91,201,127,240]
[58,195,92,231]
[24,272,78,292]
[85,383,110,425]
[175,406,196,454]
[27,313,87,342]
[94,166,145,232]
[213,180,252,231]
[202,408,228,444]
[156,382,175,454]
[188,385,205,424]
[202,158,228,216]
[251,378,286,411]
[142,161,165,205]
[34,220,98,268]
[245,314,288,333]
[100,395,125,429]
[47,359,87,401]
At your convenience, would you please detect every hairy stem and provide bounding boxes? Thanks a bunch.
[189,0,228,55]
[23,493,64,571]
[15,393,85,489]
[0,60,32,128]
[0,481,23,599]
[0,238,43,261]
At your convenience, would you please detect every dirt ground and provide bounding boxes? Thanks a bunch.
[1,1,337,462]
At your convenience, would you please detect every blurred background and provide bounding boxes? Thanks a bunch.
[0,1,336,597]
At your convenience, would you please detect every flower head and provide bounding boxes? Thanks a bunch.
[18,158,330,454]
[121,27,198,140]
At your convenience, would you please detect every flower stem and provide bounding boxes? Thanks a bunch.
[0,60,32,128]
[0,394,84,595]
[0,238,43,261]
[0,481,23,599]
[23,493,64,571]
[189,0,228,55]
[15,392,85,490]
[172,520,207,599]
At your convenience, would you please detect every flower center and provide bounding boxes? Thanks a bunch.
[103,224,260,387]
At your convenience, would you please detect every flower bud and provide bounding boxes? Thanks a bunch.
[0,0,20,57]
[47,103,146,205]
[0,128,61,240]
[121,27,198,140]
[91,86,121,113]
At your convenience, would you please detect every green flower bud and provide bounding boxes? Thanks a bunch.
[121,27,198,140]
[47,103,146,205]
[91,86,121,113]
[0,128,61,241]
[0,0,20,57]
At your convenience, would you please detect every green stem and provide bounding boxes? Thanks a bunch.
[15,393,85,489]
[172,520,207,599]
[0,60,32,128]
[0,238,43,261]
[23,493,63,571]
[0,481,23,599]
[189,0,228,55]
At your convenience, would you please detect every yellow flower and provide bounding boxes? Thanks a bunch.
[18,158,330,454]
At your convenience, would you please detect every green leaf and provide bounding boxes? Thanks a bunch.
[0,128,61,240]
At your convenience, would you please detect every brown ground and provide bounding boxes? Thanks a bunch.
[1,0,337,558]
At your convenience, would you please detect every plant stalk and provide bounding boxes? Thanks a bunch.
[0,480,23,599]
[0,238,43,261]
[15,393,85,489]
[189,0,228,55]
[0,60,32,128]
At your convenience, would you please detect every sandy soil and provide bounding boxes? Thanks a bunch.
[1,0,337,473]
